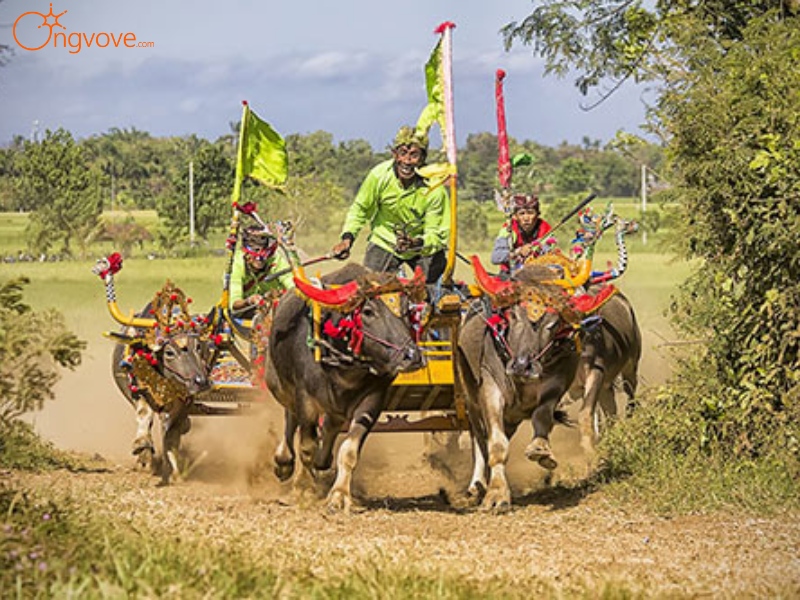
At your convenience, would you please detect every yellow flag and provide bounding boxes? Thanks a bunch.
[239,105,287,188]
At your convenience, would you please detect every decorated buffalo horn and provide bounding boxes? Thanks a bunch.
[93,254,158,329]
[106,302,158,329]
[471,254,517,298]
[293,270,361,308]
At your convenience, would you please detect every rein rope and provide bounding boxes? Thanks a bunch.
[319,304,411,368]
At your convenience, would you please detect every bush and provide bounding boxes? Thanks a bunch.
[0,277,85,424]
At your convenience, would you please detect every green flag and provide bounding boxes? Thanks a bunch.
[239,105,287,188]
[415,38,445,143]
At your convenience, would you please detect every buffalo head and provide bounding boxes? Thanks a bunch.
[293,264,426,377]
[99,270,213,411]
[471,255,579,382]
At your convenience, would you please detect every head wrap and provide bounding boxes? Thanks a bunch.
[241,225,277,259]
[511,194,540,213]
[392,125,429,152]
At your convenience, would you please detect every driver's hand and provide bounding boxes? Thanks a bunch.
[394,231,413,253]
[332,238,352,260]
[511,245,532,261]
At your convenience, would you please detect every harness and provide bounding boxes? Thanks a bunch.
[473,297,584,366]
[307,296,424,371]
[122,343,197,411]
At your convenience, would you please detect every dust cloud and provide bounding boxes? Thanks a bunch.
[28,309,673,499]
[26,342,136,462]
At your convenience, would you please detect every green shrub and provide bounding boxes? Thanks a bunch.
[0,277,85,423]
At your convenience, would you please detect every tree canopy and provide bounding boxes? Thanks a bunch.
[504,2,800,457]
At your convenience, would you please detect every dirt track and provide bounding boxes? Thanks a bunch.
[16,298,799,596]
[13,401,800,597]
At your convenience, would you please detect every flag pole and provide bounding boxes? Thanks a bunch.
[219,100,250,309]
[439,21,457,284]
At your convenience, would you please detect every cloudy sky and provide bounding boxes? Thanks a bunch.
[0,0,651,150]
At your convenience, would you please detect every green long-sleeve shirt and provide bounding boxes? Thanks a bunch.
[340,159,450,258]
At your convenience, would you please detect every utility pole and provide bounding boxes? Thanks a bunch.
[189,161,195,245]
[640,163,648,246]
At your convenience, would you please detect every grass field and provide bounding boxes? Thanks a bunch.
[0,199,672,258]
[0,200,691,348]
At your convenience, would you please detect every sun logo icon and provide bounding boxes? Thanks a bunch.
[13,3,68,51]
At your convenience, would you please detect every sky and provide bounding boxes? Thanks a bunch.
[0,0,652,150]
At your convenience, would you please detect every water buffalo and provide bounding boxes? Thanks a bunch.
[566,214,642,461]
[264,263,426,512]
[567,288,641,457]
[94,254,211,486]
[457,256,583,511]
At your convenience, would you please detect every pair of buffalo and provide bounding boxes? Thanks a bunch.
[100,254,640,511]
[264,258,640,513]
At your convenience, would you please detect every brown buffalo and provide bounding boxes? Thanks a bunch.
[457,256,583,511]
[95,254,211,486]
[567,288,641,458]
[264,263,426,512]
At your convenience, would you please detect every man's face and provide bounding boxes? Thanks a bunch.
[514,208,539,234]
[243,246,269,272]
[392,144,425,184]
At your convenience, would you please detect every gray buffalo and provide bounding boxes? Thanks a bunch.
[265,263,426,512]
[567,288,641,458]
[457,256,583,511]
[565,214,642,462]
[94,254,211,486]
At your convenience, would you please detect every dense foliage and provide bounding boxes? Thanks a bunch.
[505,1,800,469]
[13,129,102,257]
[0,277,85,423]
[663,13,800,457]
[0,121,663,257]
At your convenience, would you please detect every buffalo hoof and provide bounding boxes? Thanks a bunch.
[481,489,511,513]
[274,460,295,482]
[132,436,154,455]
[325,488,353,514]
[132,438,155,469]
[467,480,486,504]
[525,437,558,470]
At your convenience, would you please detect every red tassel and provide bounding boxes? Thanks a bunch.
[434,21,456,34]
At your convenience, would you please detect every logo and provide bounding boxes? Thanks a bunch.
[13,3,154,54]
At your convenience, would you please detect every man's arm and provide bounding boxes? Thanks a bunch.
[229,253,247,309]
[333,164,383,258]
[341,166,381,239]
[491,236,512,266]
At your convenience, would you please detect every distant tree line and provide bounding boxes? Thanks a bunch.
[0,123,663,257]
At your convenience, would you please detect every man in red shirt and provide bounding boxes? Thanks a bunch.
[491,193,553,271]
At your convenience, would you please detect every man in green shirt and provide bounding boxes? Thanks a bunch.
[230,225,294,316]
[331,126,450,284]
